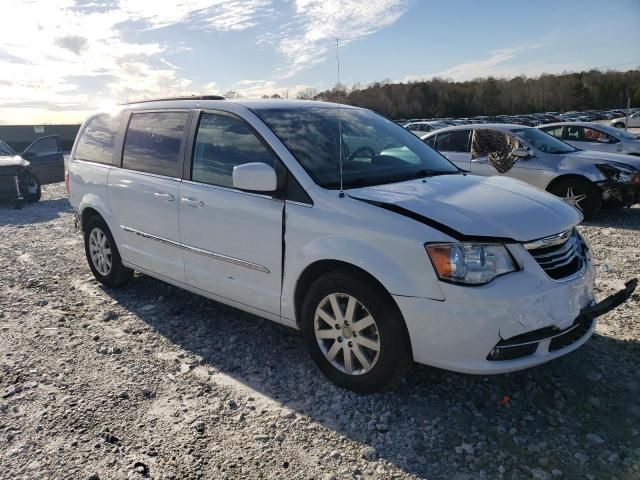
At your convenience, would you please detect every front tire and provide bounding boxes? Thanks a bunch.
[83,216,132,287]
[25,178,41,203]
[301,269,411,393]
[548,177,601,220]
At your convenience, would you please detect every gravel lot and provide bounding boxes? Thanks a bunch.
[1,183,639,480]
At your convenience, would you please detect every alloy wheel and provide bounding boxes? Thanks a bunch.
[563,186,588,211]
[314,293,381,375]
[88,227,112,276]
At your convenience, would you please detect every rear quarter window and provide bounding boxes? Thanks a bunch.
[74,114,121,164]
[122,111,189,177]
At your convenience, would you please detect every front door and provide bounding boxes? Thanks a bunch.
[21,135,64,184]
[179,111,284,316]
[469,129,543,184]
[108,111,189,282]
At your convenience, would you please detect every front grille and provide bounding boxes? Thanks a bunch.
[525,229,586,280]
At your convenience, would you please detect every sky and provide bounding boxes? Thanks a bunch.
[1,0,639,124]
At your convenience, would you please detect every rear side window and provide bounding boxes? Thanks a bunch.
[122,111,188,177]
[434,130,470,152]
[424,135,436,147]
[75,114,120,164]
[191,112,276,188]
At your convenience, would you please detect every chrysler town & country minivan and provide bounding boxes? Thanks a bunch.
[68,97,636,392]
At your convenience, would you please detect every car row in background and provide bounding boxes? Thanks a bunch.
[400,107,640,133]
[421,124,640,218]
[0,136,64,206]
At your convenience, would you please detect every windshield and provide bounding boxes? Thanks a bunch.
[0,141,16,156]
[513,128,577,154]
[254,106,459,189]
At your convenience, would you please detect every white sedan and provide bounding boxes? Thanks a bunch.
[538,122,640,156]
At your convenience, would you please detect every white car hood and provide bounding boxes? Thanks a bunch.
[348,174,581,242]
[567,150,640,170]
[0,155,29,167]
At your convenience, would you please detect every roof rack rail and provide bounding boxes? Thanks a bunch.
[121,95,225,105]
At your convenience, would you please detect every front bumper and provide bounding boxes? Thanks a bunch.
[599,180,640,206]
[395,256,636,374]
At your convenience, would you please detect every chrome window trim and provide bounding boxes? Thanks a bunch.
[181,179,275,200]
[120,225,270,273]
[115,168,182,182]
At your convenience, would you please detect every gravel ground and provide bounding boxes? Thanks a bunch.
[1,183,639,480]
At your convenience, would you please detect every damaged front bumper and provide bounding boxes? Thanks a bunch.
[599,180,640,207]
[488,278,637,361]
[394,248,636,375]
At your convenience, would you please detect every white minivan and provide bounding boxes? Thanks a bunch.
[68,97,636,392]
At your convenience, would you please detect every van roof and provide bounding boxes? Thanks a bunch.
[123,98,357,111]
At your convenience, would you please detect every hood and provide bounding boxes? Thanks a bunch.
[348,174,581,242]
[0,155,29,168]
[566,150,640,170]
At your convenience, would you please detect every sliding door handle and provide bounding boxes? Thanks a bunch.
[154,192,174,201]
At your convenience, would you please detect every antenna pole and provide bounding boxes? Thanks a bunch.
[336,37,344,198]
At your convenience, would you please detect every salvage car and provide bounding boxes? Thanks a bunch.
[68,98,636,392]
[0,139,44,206]
[538,122,640,156]
[423,124,640,218]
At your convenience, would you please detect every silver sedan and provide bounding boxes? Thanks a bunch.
[422,124,640,218]
[537,122,640,156]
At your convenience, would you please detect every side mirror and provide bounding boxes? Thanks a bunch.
[232,162,277,192]
[511,147,531,158]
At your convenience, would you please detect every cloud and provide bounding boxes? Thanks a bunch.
[403,45,587,83]
[0,0,273,123]
[274,0,408,78]
[121,0,272,31]
[54,35,89,55]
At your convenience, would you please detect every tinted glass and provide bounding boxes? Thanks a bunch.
[0,141,15,156]
[434,130,470,152]
[512,128,576,154]
[191,113,276,188]
[122,112,188,177]
[424,135,436,147]
[75,114,120,164]
[255,106,458,189]
[27,137,57,155]
[541,126,563,139]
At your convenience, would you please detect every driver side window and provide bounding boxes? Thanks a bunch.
[192,112,277,188]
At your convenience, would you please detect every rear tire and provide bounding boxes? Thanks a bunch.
[548,177,601,220]
[300,269,411,393]
[83,215,132,287]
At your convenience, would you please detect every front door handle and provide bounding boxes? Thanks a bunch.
[181,197,204,208]
[154,192,174,201]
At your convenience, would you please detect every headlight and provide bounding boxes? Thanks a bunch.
[425,243,517,285]
[597,163,640,184]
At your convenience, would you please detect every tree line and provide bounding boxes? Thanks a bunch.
[296,69,640,119]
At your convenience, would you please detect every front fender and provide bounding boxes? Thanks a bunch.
[281,235,445,322]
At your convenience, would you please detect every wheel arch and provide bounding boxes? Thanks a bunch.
[545,173,600,194]
[293,259,414,358]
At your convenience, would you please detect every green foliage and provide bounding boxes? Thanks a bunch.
[314,69,640,118]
